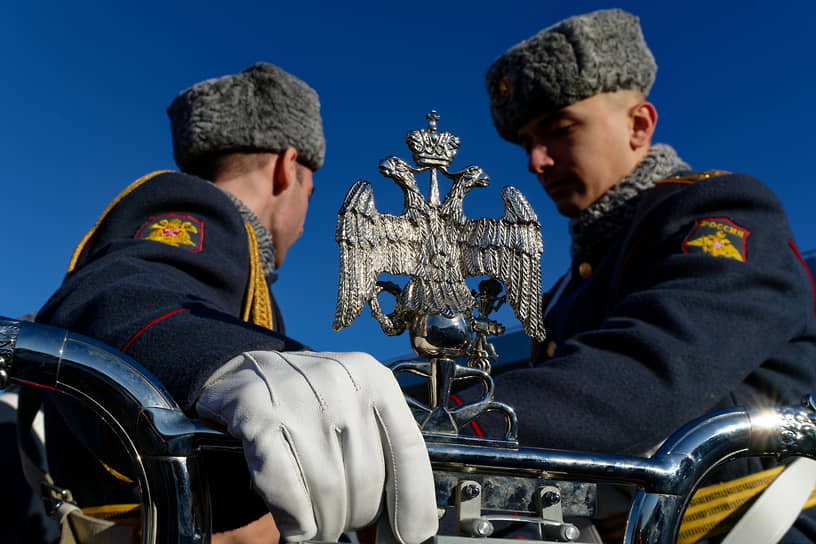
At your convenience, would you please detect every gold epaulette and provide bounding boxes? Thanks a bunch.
[657,170,732,185]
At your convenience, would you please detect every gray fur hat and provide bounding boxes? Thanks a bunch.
[168,62,325,172]
[486,9,657,143]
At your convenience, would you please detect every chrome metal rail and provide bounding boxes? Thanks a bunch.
[425,397,816,543]
[3,316,815,543]
[0,316,236,544]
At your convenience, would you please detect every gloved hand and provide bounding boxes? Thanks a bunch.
[196,350,438,544]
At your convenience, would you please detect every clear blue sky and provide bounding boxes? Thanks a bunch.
[2,1,814,362]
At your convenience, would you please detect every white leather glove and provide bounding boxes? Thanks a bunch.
[196,350,438,543]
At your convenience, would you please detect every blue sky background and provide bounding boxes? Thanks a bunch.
[2,1,814,363]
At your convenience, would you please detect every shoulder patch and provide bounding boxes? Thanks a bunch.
[657,170,732,185]
[67,170,174,273]
[683,217,749,262]
[136,213,204,252]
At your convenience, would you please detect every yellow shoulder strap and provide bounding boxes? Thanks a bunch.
[597,464,816,544]
[67,170,174,273]
[677,464,816,544]
[656,170,732,185]
[68,172,275,331]
[242,223,275,330]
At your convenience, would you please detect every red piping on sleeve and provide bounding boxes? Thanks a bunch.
[121,308,188,352]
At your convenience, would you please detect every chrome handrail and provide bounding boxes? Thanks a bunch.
[3,316,815,543]
[1,316,234,544]
[426,399,816,543]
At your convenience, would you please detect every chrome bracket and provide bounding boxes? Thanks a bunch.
[456,480,492,537]
[393,358,518,445]
[451,479,580,543]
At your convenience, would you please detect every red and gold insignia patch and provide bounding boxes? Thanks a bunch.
[136,214,203,252]
[683,217,749,262]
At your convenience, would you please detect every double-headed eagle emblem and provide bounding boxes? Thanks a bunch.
[333,112,546,344]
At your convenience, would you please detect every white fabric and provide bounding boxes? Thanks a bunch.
[721,457,816,544]
[197,350,438,544]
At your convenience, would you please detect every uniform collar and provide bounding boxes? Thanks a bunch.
[568,143,689,262]
[217,188,279,283]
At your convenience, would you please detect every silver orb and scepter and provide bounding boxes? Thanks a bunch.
[333,111,546,445]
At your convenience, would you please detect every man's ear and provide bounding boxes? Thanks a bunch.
[630,101,657,150]
[272,147,299,195]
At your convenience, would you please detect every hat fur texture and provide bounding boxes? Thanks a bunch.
[486,9,657,143]
[168,62,325,172]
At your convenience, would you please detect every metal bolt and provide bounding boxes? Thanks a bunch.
[462,483,480,499]
[542,490,561,506]
[0,368,8,390]
[541,522,581,542]
[561,523,580,541]
[470,518,494,537]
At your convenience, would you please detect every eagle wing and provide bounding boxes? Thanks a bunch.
[333,180,421,331]
[458,185,546,341]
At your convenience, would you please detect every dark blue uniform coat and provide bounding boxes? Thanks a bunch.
[495,172,816,455]
[35,171,304,526]
[489,171,816,540]
[37,171,304,411]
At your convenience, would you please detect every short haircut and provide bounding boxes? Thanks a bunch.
[185,152,276,182]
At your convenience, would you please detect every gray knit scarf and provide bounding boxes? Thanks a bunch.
[219,188,279,281]
[569,144,689,261]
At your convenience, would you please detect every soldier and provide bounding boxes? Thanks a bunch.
[34,63,437,544]
[483,8,816,541]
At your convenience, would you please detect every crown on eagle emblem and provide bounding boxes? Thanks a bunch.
[406,110,461,168]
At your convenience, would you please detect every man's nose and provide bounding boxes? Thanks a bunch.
[527,145,555,174]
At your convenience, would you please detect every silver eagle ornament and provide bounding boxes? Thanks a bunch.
[333,112,546,357]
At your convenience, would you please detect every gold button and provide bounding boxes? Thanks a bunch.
[545,341,558,358]
[498,75,511,98]
[578,262,592,279]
